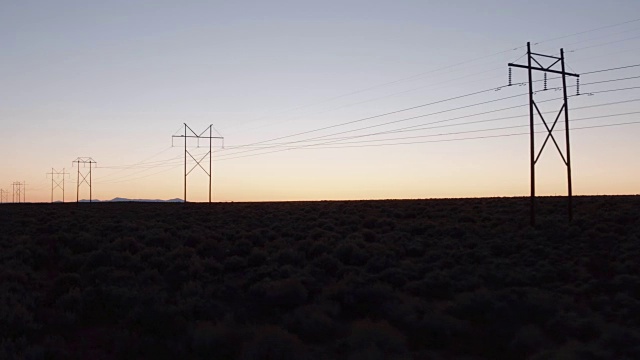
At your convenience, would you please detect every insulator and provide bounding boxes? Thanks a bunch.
[508,67,512,86]
[543,73,547,91]
[576,78,580,96]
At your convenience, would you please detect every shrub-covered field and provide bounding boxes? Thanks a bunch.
[1,196,639,359]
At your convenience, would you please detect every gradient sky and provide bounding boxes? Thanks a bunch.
[1,0,639,202]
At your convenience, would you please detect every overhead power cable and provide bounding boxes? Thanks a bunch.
[293,121,640,150]
[95,150,210,184]
[215,120,640,153]
[289,111,640,148]
[217,65,640,154]
[91,65,640,183]
[97,64,637,172]
[100,163,185,185]
[222,98,640,148]
[568,34,640,53]
[214,80,640,159]
[216,111,640,149]
[533,17,640,45]
[213,85,640,161]
[95,112,640,186]
[226,17,640,133]
[582,63,640,75]
[99,147,174,170]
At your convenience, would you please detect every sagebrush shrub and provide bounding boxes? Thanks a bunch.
[264,278,308,307]
[344,319,410,359]
[241,326,307,360]
[284,304,338,343]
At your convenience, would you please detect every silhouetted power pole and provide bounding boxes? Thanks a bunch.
[12,181,25,203]
[509,42,579,226]
[47,168,69,203]
[72,157,97,203]
[0,189,8,203]
[172,124,224,203]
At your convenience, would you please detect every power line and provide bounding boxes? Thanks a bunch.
[83,66,640,186]
[214,82,640,159]
[222,18,640,134]
[227,49,523,131]
[311,67,506,114]
[230,107,640,152]
[96,150,210,184]
[532,25,640,57]
[238,66,509,133]
[562,26,640,48]
[89,79,638,182]
[345,98,640,140]
[570,44,640,67]
[95,146,173,184]
[128,98,639,152]
[89,64,640,179]
[285,120,640,150]
[226,88,514,151]
[220,66,639,153]
[568,33,640,53]
[234,43,639,137]
[210,111,640,149]
[263,99,640,148]
[101,162,184,184]
[582,63,640,75]
[533,17,640,45]
[212,85,640,161]
[99,147,173,169]
[219,91,640,151]
[88,112,640,187]
[284,111,640,148]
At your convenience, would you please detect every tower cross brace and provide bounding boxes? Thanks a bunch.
[11,181,26,203]
[47,168,70,203]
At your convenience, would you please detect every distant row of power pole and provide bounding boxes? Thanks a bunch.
[0,182,26,203]
[47,158,97,203]
[2,157,97,204]
[2,182,27,203]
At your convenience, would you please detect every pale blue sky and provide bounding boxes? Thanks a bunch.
[1,1,639,201]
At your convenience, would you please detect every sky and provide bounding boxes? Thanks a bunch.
[1,0,639,202]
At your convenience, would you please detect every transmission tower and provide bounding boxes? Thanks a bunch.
[47,168,70,203]
[12,181,26,203]
[72,157,97,203]
[171,124,224,203]
[0,189,8,204]
[508,42,579,226]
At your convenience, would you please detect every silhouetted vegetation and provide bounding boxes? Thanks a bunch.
[0,196,639,359]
